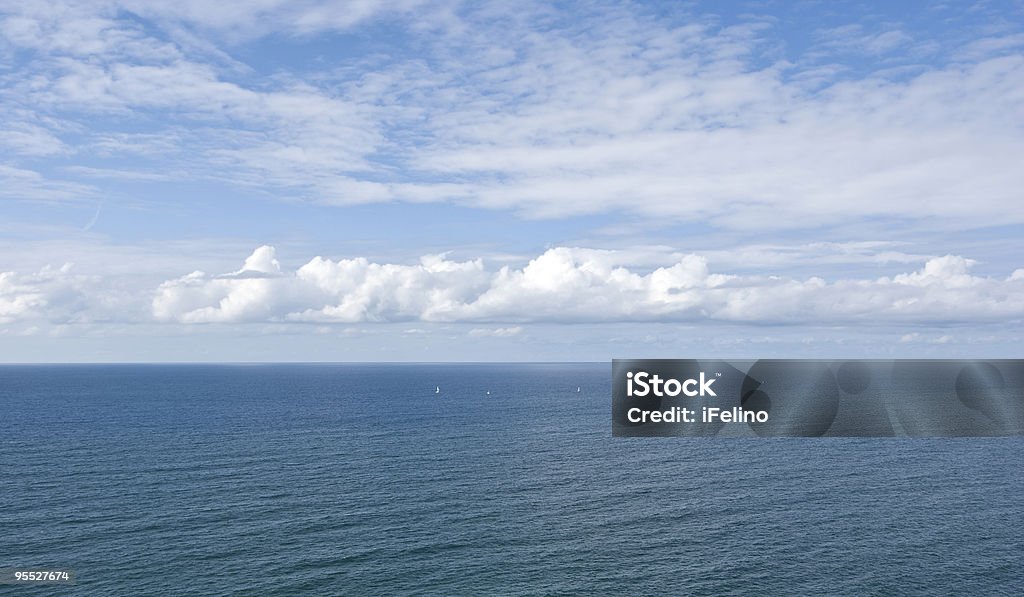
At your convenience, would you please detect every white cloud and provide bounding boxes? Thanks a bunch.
[695,241,934,270]
[469,326,522,337]
[152,246,492,323]
[0,118,66,157]
[814,25,913,56]
[118,0,439,38]
[150,246,1024,326]
[900,332,954,344]
[2,2,1023,227]
[0,263,89,323]
[1,1,386,202]
[407,48,1024,227]
[0,165,94,201]
[956,33,1024,60]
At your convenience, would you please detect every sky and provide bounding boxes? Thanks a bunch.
[1,0,1023,362]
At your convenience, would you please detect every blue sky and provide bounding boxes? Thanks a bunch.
[1,0,1023,362]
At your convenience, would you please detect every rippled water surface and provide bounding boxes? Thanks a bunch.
[1,364,1021,595]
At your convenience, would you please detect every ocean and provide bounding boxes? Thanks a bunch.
[1,364,1021,595]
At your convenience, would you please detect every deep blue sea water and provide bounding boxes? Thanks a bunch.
[1,364,1021,595]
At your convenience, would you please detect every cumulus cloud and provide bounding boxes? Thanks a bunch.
[151,246,1024,326]
[0,263,91,323]
[152,246,492,324]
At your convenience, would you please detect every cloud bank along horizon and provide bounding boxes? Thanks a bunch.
[1,0,1023,359]
[6,243,1024,323]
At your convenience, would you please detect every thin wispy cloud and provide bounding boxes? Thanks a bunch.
[3,1,1022,227]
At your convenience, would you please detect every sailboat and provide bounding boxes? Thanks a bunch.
[435,386,440,394]
[576,386,581,393]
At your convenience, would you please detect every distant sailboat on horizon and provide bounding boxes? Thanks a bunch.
[435,386,440,394]
[577,386,581,393]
